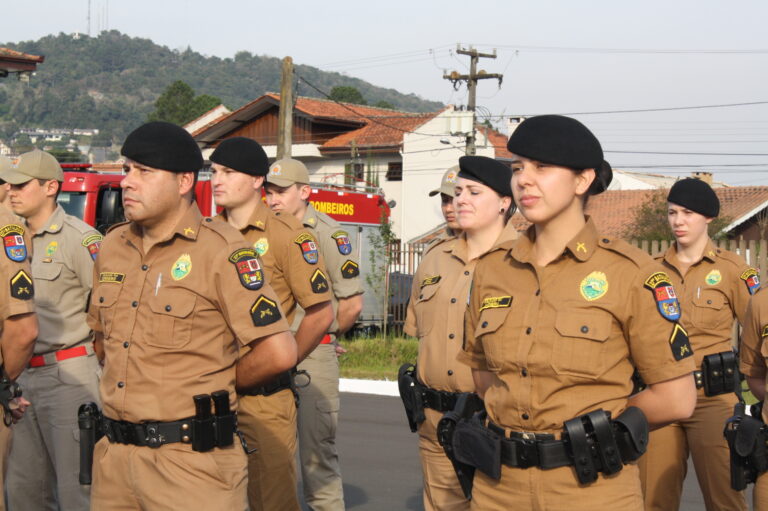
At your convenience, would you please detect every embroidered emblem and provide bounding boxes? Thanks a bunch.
[0,225,26,262]
[294,233,319,264]
[644,271,681,321]
[171,254,192,281]
[705,269,721,286]
[668,323,692,361]
[421,275,441,287]
[310,269,329,294]
[580,271,608,301]
[479,296,512,311]
[254,238,269,257]
[99,272,125,283]
[228,248,264,290]
[445,170,458,183]
[250,295,281,326]
[332,230,352,255]
[183,227,195,237]
[10,270,33,300]
[575,242,587,253]
[269,164,282,176]
[46,241,58,257]
[740,268,760,295]
[82,234,103,261]
[341,260,359,279]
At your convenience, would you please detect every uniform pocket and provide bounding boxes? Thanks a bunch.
[552,309,612,379]
[692,289,729,330]
[34,262,63,281]
[474,306,512,371]
[147,288,196,349]
[91,284,121,338]
[316,399,340,442]
[414,282,440,337]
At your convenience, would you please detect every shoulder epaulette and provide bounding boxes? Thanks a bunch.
[199,216,248,245]
[597,237,652,269]
[106,220,130,235]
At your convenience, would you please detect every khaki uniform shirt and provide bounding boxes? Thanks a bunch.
[87,203,289,423]
[292,204,364,333]
[215,202,332,326]
[404,223,518,393]
[0,206,35,365]
[458,218,696,433]
[657,241,755,365]
[29,205,100,355]
[740,288,768,421]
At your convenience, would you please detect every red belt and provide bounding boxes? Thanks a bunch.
[319,334,333,344]
[29,345,89,368]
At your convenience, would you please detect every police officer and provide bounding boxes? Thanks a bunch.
[264,158,364,511]
[209,139,334,511]
[2,149,101,510]
[87,122,297,510]
[404,156,516,511]
[639,178,752,511]
[429,165,462,238]
[457,115,697,510]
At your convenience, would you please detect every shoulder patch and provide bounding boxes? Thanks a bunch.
[479,296,512,311]
[310,268,329,294]
[341,260,360,279]
[644,271,681,322]
[740,268,760,295]
[294,232,319,264]
[228,248,264,291]
[0,224,26,262]
[421,275,441,287]
[331,230,352,255]
[251,295,281,326]
[669,323,693,361]
[99,272,125,284]
[10,270,33,300]
[82,233,103,261]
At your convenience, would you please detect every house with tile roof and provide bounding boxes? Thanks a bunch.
[190,94,512,241]
[0,47,44,79]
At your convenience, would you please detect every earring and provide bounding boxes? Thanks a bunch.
[499,208,505,215]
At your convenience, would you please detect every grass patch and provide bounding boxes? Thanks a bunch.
[338,336,418,380]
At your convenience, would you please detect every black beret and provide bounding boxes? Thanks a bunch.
[667,178,720,218]
[457,156,512,197]
[121,121,203,173]
[210,137,269,176]
[507,115,612,195]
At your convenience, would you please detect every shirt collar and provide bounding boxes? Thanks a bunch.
[448,222,520,262]
[663,239,718,266]
[123,201,202,246]
[512,216,599,264]
[31,205,66,235]
[302,203,319,229]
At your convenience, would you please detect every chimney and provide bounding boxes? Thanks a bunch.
[692,171,713,185]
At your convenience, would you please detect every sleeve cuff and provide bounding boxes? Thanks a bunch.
[639,357,697,385]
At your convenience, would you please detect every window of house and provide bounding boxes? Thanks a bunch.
[344,162,365,185]
[386,162,402,181]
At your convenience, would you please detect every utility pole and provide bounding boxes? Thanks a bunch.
[276,56,294,160]
[443,46,503,155]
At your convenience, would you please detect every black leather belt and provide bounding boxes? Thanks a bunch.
[488,422,572,469]
[103,416,193,448]
[238,371,293,397]
[422,387,460,412]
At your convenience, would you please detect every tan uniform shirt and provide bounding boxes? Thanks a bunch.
[87,203,289,423]
[0,206,35,365]
[292,204,364,333]
[458,218,696,433]
[216,202,332,325]
[29,205,100,355]
[657,242,755,365]
[404,223,518,393]
[739,288,768,422]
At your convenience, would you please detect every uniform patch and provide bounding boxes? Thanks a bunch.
[98,272,125,283]
[421,275,441,287]
[45,241,58,257]
[479,296,512,311]
[10,270,33,300]
[228,248,264,290]
[250,295,281,326]
[740,268,760,295]
[0,225,26,262]
[341,260,359,279]
[171,254,192,281]
[705,269,721,286]
[668,323,692,361]
[644,271,681,322]
[82,234,103,261]
[294,233,319,264]
[254,237,269,257]
[580,271,608,301]
[310,269,329,294]
[331,230,352,255]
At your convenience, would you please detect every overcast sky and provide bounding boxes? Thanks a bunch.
[3,0,768,185]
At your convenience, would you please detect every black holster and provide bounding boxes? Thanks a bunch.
[0,367,21,426]
[702,351,739,397]
[724,402,768,491]
[437,393,486,499]
[397,363,425,432]
[78,402,104,485]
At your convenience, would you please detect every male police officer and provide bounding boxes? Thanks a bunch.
[210,138,333,511]
[265,158,364,511]
[88,122,296,510]
[429,166,462,238]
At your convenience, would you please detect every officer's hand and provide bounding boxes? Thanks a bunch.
[9,397,30,423]
[335,344,347,357]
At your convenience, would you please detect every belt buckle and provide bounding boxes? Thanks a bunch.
[143,422,165,448]
[516,433,540,469]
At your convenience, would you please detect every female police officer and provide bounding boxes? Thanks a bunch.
[403,155,516,511]
[456,115,697,510]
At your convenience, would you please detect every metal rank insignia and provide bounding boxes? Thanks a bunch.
[0,225,26,262]
[644,271,681,322]
[250,295,281,326]
[332,230,352,255]
[294,233,319,264]
[741,268,760,295]
[229,248,264,290]
[82,234,103,261]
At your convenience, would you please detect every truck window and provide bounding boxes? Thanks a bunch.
[58,191,87,220]
[96,187,125,233]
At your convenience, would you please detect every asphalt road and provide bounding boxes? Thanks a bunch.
[296,393,752,511]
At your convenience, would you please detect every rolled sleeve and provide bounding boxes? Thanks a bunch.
[741,293,767,379]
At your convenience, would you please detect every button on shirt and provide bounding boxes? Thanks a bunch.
[458,218,696,433]
[87,203,290,423]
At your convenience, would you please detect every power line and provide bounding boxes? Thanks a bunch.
[606,150,768,156]
[509,100,768,117]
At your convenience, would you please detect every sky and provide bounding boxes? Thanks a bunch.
[3,0,768,185]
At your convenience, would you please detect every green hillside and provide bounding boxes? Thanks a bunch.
[0,30,443,142]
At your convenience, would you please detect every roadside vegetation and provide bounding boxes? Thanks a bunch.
[338,336,417,380]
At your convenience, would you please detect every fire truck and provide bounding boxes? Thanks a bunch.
[59,164,391,330]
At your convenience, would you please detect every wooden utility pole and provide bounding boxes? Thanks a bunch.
[276,56,294,160]
[443,46,503,155]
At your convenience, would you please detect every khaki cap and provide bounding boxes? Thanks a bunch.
[0,155,11,177]
[266,158,310,187]
[0,150,64,184]
[429,165,459,197]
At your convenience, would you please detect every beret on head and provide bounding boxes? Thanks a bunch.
[667,178,720,218]
[121,122,202,173]
[507,115,612,195]
[457,156,512,197]
[210,137,269,176]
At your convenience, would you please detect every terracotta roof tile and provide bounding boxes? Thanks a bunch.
[0,47,44,63]
[478,126,512,159]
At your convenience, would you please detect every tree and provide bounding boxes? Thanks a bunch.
[373,100,393,109]
[147,80,222,126]
[329,86,366,105]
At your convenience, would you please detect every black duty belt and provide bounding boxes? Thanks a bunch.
[238,371,293,397]
[103,416,194,448]
[422,387,465,412]
[487,422,572,469]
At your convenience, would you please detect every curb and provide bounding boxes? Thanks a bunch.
[339,378,399,397]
